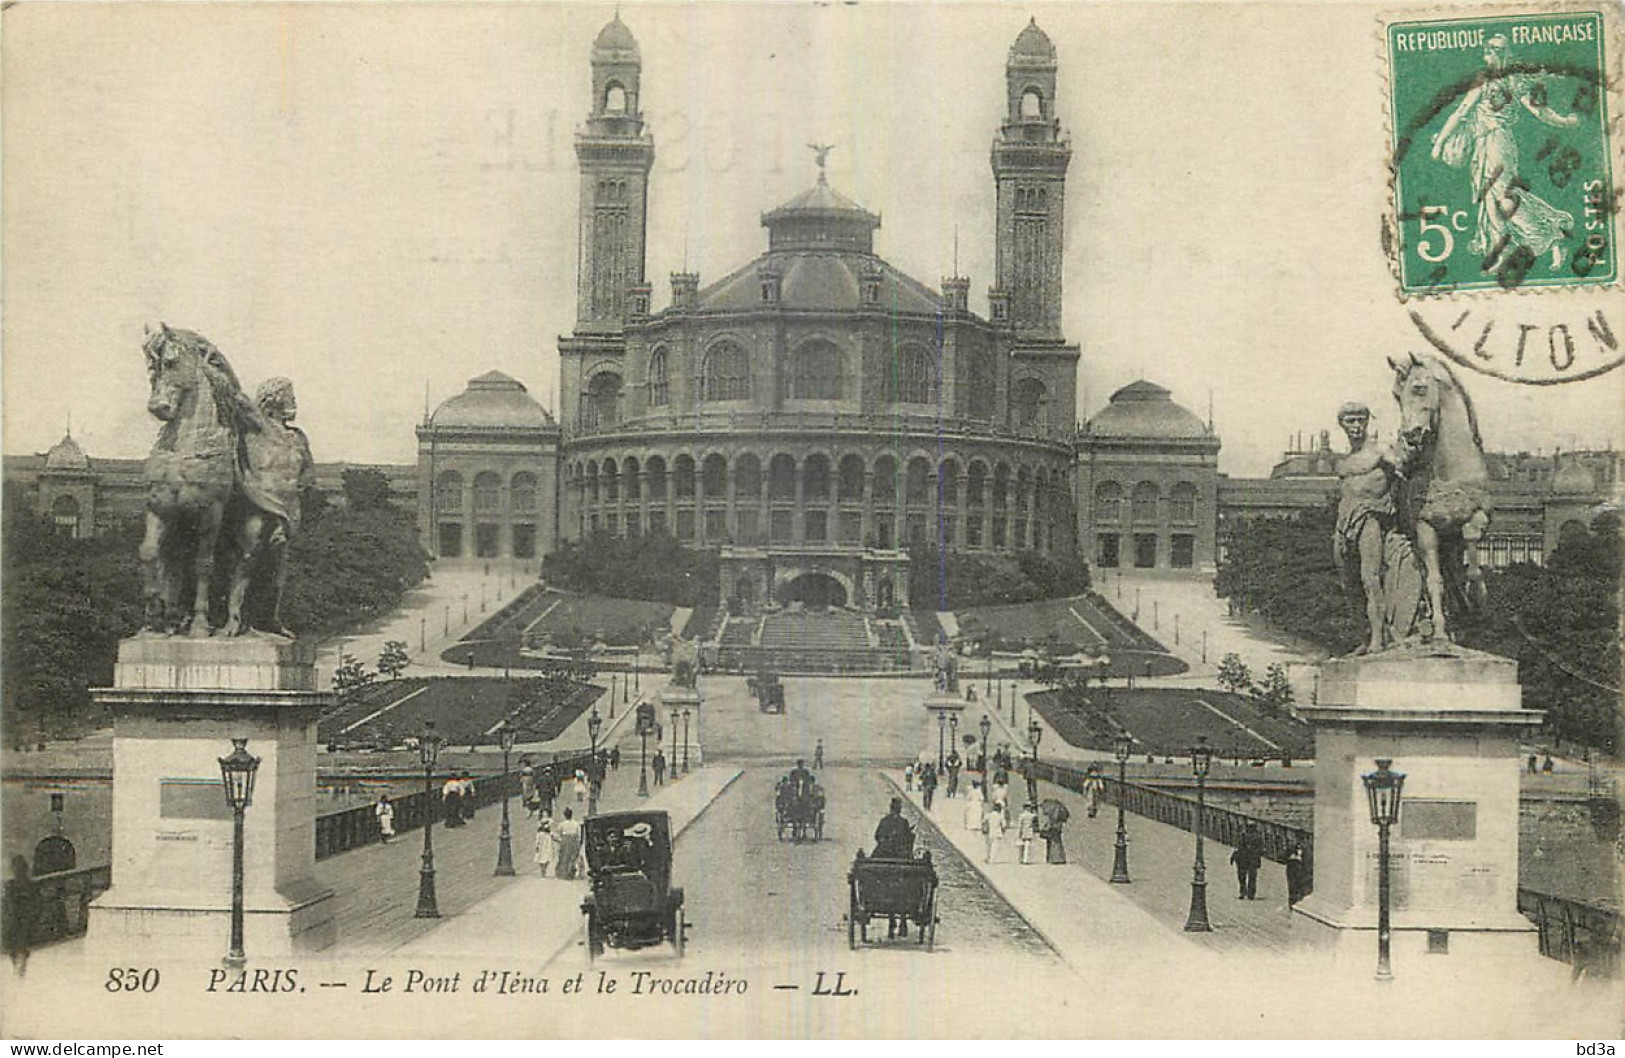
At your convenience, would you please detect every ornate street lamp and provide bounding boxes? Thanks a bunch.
[1362,758,1406,981]
[1110,732,1133,884]
[1025,717,1043,808]
[637,711,650,799]
[680,709,691,774]
[1184,735,1213,931]
[986,653,992,696]
[415,721,445,919]
[948,713,959,771]
[978,714,992,802]
[587,709,603,815]
[218,738,261,968]
[494,722,518,877]
[670,706,680,779]
[609,676,618,719]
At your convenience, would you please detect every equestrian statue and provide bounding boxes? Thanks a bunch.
[140,324,314,638]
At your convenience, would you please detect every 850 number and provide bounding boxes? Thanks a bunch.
[105,967,161,993]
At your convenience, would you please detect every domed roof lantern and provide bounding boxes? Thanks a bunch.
[1552,457,1598,496]
[1088,380,1212,440]
[1010,17,1057,65]
[592,12,640,63]
[761,146,881,253]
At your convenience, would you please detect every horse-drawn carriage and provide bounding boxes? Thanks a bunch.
[748,670,785,713]
[847,850,939,950]
[774,774,825,842]
[579,810,686,961]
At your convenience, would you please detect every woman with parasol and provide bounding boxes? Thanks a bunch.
[1038,798,1071,864]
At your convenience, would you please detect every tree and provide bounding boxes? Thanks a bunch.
[1216,652,1253,695]
[377,640,410,680]
[341,468,394,511]
[1251,662,1294,715]
[332,653,375,701]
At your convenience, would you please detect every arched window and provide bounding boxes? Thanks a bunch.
[473,472,502,514]
[701,341,751,402]
[769,454,797,501]
[804,455,832,502]
[735,454,762,498]
[702,454,727,499]
[838,455,865,502]
[585,372,623,429]
[1094,481,1122,524]
[604,82,627,113]
[1012,377,1046,428]
[673,455,696,500]
[1132,481,1160,523]
[939,459,961,504]
[966,463,987,508]
[1021,88,1043,119]
[586,461,600,503]
[648,348,669,407]
[872,456,898,505]
[1170,482,1198,524]
[888,344,936,405]
[906,458,930,505]
[622,458,640,500]
[785,339,842,400]
[436,471,464,514]
[645,456,668,501]
[967,351,995,419]
[511,472,538,513]
[50,495,80,536]
[992,464,1011,510]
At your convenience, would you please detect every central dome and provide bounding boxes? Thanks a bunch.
[431,371,556,430]
[760,178,881,253]
[1089,380,1210,439]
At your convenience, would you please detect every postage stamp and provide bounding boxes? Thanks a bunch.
[1387,10,1617,296]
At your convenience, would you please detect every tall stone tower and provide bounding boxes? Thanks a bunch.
[990,18,1071,339]
[573,13,654,333]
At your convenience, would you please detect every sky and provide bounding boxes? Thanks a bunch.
[4,2,1621,477]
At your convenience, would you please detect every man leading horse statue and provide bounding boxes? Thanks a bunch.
[140,323,314,638]
[1335,351,1490,654]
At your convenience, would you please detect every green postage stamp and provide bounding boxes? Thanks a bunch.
[1388,11,1616,295]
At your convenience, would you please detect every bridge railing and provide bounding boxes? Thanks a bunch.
[1031,757,1620,976]
[20,863,112,948]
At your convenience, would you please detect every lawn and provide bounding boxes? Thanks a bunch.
[956,592,1186,676]
[1029,686,1313,759]
[319,675,601,750]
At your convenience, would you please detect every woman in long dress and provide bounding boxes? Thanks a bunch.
[553,808,583,880]
[533,816,554,876]
[1432,34,1580,272]
[373,795,396,843]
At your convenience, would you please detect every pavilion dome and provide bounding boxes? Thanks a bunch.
[43,432,90,472]
[1552,458,1598,496]
[430,371,555,430]
[1088,380,1209,439]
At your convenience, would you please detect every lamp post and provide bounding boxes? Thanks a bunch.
[670,707,680,779]
[937,711,947,770]
[414,721,444,919]
[948,713,959,770]
[609,676,618,719]
[1362,758,1407,981]
[986,654,992,696]
[637,722,650,798]
[1184,735,1213,931]
[1025,718,1043,808]
[494,722,518,876]
[586,709,602,815]
[680,709,691,773]
[217,738,261,968]
[1110,733,1133,884]
[978,714,992,802]
[420,615,426,654]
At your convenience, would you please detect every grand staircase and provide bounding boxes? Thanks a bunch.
[712,609,917,674]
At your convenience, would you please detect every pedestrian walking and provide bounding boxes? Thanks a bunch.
[814,739,824,769]
[373,795,396,843]
[1083,767,1105,819]
[904,762,915,792]
[2,855,40,976]
[963,787,985,832]
[1017,803,1038,864]
[991,768,1009,812]
[573,769,588,805]
[460,773,477,822]
[945,749,962,799]
[1039,800,1070,864]
[1285,841,1311,906]
[1542,754,1555,774]
[982,801,1007,864]
[920,762,938,811]
[610,746,621,771]
[652,749,667,786]
[533,816,554,876]
[442,775,463,828]
[1232,821,1264,899]
[554,809,583,880]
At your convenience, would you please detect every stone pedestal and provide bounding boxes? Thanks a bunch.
[89,636,336,959]
[658,684,703,770]
[1293,647,1543,965]
[922,691,967,767]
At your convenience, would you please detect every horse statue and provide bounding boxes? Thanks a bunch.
[1388,351,1491,643]
[140,324,312,637]
[140,324,257,635]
